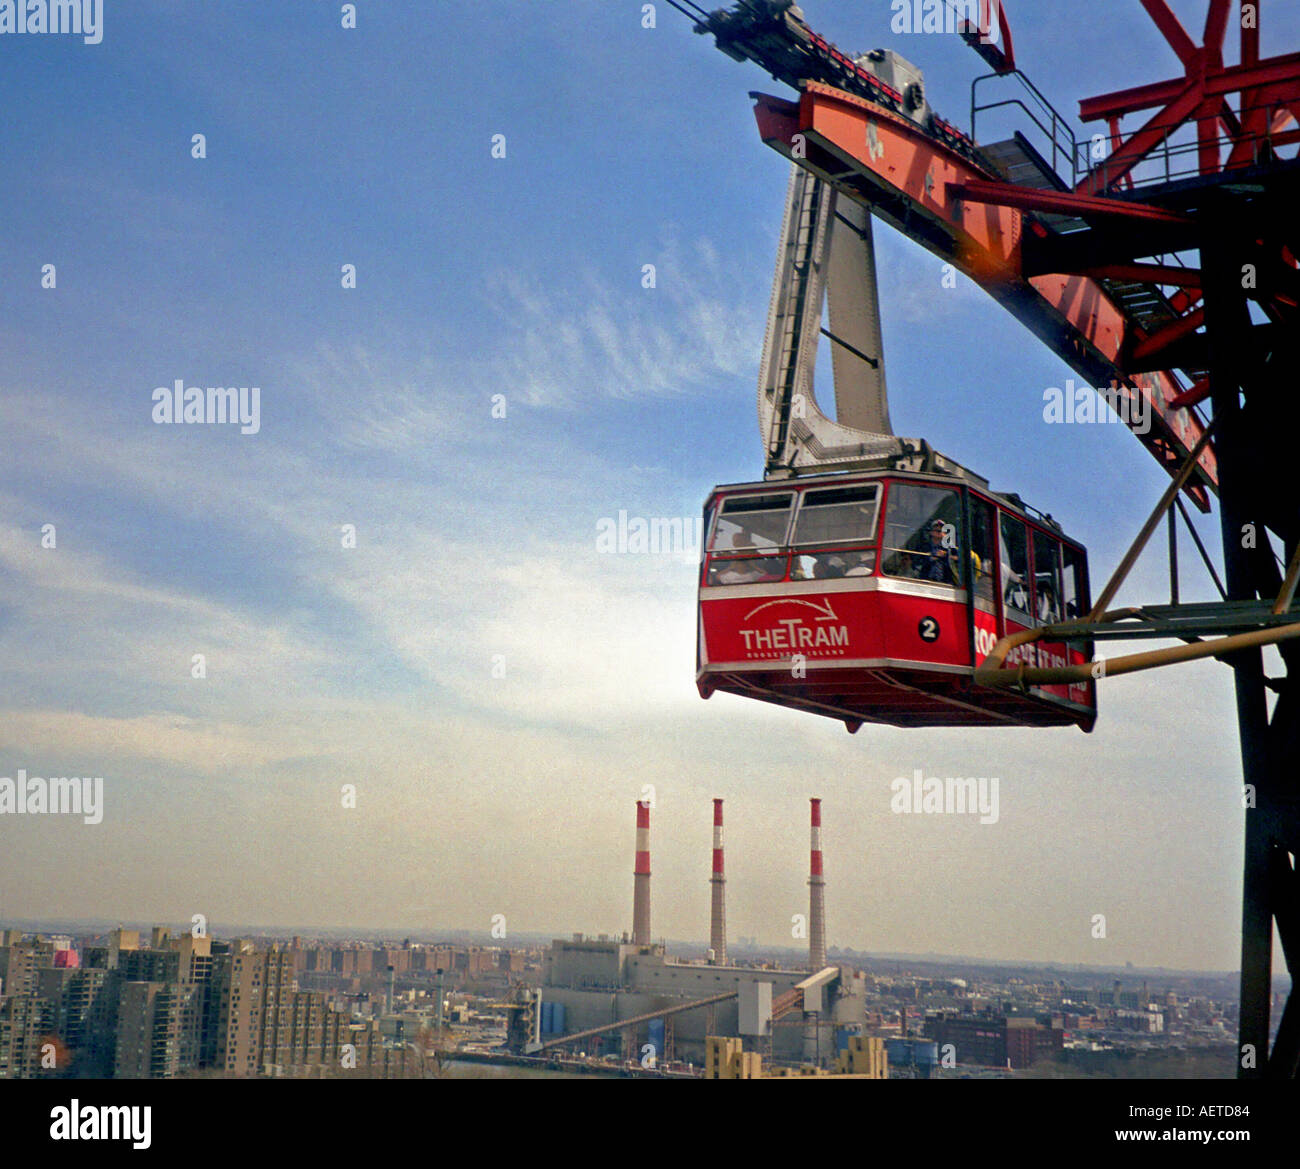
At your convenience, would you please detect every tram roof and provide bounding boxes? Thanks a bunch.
[706,466,1069,537]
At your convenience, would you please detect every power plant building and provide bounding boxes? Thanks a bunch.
[540,935,866,1064]
[534,798,868,1066]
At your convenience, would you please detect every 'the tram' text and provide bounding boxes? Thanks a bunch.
[739,619,849,654]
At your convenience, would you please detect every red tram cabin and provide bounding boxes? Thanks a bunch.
[696,469,1097,731]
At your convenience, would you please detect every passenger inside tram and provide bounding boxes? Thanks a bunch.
[1003,567,1029,612]
[790,550,876,580]
[881,484,962,584]
[709,531,785,585]
[970,501,997,608]
[1062,547,1086,619]
[1032,530,1064,625]
[912,519,959,584]
[1000,514,1032,616]
[787,484,879,581]
[1036,580,1060,623]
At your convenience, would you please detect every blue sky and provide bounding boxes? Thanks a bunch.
[1,0,1295,972]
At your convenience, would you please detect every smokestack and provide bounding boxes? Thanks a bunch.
[386,964,395,1015]
[808,798,826,971]
[632,800,652,945]
[709,798,726,965]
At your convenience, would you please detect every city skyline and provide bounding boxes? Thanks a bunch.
[1,915,1277,982]
[0,920,1248,1081]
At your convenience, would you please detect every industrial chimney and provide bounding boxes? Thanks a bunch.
[808,798,827,971]
[709,798,727,965]
[632,800,652,945]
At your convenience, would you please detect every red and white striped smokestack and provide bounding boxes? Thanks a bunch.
[808,797,827,971]
[632,800,652,945]
[709,798,726,965]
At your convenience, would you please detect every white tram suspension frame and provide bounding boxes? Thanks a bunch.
[757,163,966,480]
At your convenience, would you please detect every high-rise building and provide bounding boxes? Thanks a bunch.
[0,992,42,1079]
[114,981,203,1078]
[3,927,391,1079]
[203,943,264,1077]
[0,936,56,997]
[201,943,378,1077]
[48,967,110,1074]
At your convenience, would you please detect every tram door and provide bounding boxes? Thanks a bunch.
[969,495,1000,659]
[999,511,1035,643]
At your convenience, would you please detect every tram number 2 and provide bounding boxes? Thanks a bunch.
[918,616,940,643]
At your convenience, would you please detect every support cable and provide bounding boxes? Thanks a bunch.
[664,0,711,24]
[1175,496,1228,601]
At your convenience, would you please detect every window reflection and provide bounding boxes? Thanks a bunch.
[791,550,876,580]
[707,556,788,586]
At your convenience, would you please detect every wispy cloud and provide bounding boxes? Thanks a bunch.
[482,234,760,408]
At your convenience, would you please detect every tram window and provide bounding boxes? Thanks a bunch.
[1062,544,1089,619]
[709,494,794,553]
[999,514,1033,622]
[881,484,962,584]
[1032,530,1063,624]
[706,556,788,587]
[700,501,715,562]
[970,498,996,607]
[791,485,880,546]
[791,550,877,580]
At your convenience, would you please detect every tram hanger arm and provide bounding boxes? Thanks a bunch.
[974,619,1300,690]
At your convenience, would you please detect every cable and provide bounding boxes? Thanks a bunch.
[664,0,710,24]
[1174,497,1228,601]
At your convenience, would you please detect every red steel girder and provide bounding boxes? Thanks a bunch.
[1244,6,1260,67]
[1132,0,1243,155]
[1171,378,1211,408]
[1131,307,1206,363]
[1140,0,1199,65]
[1203,0,1233,58]
[1199,95,1222,176]
[1050,1,1293,197]
[1077,81,1207,195]
[1077,263,1202,288]
[961,0,1017,75]
[1080,1,1300,191]
[950,179,1194,226]
[1081,53,1300,122]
